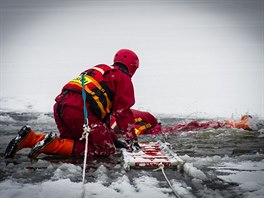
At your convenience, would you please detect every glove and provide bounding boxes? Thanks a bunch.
[127,138,141,152]
[114,139,129,149]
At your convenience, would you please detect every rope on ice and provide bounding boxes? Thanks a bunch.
[154,163,181,198]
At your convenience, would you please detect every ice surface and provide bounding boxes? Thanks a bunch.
[1,159,263,198]
[1,97,264,197]
[0,165,175,198]
[216,160,264,198]
[183,163,207,181]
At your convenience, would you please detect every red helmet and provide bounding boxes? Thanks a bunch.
[113,49,139,76]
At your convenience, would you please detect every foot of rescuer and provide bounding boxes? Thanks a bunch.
[5,126,132,159]
[5,125,74,159]
[5,125,46,158]
[28,133,74,158]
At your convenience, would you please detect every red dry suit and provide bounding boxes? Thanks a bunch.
[162,121,225,134]
[110,109,254,137]
[110,109,162,136]
[132,109,162,135]
[53,64,136,156]
[162,115,254,134]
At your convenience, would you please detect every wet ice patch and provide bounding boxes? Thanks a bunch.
[171,180,196,198]
[110,175,172,198]
[0,114,16,123]
[109,175,136,195]
[240,182,264,198]
[52,163,82,181]
[218,160,264,171]
[40,179,83,197]
[93,165,109,184]
[0,175,173,198]
[258,129,264,137]
[133,175,171,196]
[28,113,55,125]
[213,160,264,197]
[1,163,173,198]
[183,163,207,181]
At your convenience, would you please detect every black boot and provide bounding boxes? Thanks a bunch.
[5,126,32,158]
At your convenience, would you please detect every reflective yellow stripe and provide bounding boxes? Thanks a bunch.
[135,123,152,136]
[135,128,140,136]
[68,74,112,119]
[68,81,82,88]
[135,125,146,136]
[70,75,92,85]
[86,76,112,114]
[84,86,107,119]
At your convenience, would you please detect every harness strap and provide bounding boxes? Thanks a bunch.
[82,80,108,119]
[86,75,112,114]
[67,73,112,120]
[81,74,88,124]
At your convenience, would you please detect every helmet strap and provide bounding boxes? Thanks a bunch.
[113,63,131,76]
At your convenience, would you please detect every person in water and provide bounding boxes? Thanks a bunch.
[111,112,256,136]
[160,114,256,134]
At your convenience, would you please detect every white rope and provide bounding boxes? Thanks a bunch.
[80,122,90,198]
[154,163,181,198]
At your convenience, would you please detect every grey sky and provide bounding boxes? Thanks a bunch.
[0,0,263,117]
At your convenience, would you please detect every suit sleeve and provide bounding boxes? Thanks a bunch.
[108,72,137,140]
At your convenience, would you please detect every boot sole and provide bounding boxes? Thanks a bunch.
[4,126,32,158]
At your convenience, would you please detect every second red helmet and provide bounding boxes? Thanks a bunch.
[113,49,139,76]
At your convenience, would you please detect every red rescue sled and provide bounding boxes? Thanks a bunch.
[123,141,185,171]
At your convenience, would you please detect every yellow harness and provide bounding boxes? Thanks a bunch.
[65,65,113,120]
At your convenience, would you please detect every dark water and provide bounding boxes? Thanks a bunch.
[0,111,264,198]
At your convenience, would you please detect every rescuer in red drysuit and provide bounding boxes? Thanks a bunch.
[5,49,141,159]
